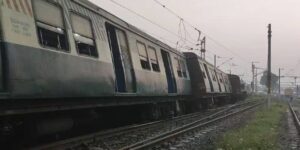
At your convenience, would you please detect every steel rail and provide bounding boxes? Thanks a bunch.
[288,102,300,132]
[122,102,264,150]
[30,100,259,150]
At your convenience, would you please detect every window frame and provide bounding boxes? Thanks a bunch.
[175,57,182,77]
[147,46,160,72]
[180,59,187,78]
[136,41,151,70]
[210,69,217,81]
[33,0,70,52]
[175,57,188,78]
[70,11,99,58]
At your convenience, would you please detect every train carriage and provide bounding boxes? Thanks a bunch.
[184,52,232,105]
[0,0,191,100]
[0,0,245,147]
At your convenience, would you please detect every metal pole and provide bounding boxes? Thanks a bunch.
[297,85,299,97]
[267,24,272,108]
[279,68,281,95]
[255,68,258,93]
[295,77,297,98]
[214,55,216,69]
[252,62,255,94]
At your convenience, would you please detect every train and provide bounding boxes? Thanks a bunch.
[0,0,247,147]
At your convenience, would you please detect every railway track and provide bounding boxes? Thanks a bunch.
[30,100,263,150]
[289,102,300,131]
[287,101,300,149]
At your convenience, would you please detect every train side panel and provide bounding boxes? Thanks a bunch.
[206,65,220,93]
[0,0,191,98]
[199,62,212,93]
[222,73,232,93]
[0,0,117,97]
[126,33,168,95]
[184,52,210,97]
[171,55,191,95]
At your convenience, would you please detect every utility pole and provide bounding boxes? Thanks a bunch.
[255,68,258,92]
[267,24,272,108]
[251,61,259,94]
[278,68,283,96]
[252,62,255,94]
[278,68,281,96]
[200,37,206,60]
[214,55,216,69]
[254,67,264,93]
[297,85,299,97]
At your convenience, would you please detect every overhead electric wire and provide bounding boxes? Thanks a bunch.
[153,0,251,81]
[152,0,252,64]
[109,0,241,63]
[109,0,199,47]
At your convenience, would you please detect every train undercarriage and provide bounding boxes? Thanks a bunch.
[0,95,237,149]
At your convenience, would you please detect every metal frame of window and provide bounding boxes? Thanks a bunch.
[33,0,69,52]
[148,46,160,72]
[137,41,151,70]
[70,12,98,58]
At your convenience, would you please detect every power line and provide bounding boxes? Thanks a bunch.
[110,0,250,65]
[109,0,199,48]
[153,0,201,35]
[152,0,252,64]
[109,0,223,56]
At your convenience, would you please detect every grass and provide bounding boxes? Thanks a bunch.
[216,102,287,150]
[249,94,270,100]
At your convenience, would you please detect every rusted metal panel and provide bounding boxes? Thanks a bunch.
[229,74,242,95]
[223,73,232,93]
[184,52,207,96]
[215,70,226,93]
[184,52,231,97]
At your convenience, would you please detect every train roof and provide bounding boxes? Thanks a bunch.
[75,0,183,56]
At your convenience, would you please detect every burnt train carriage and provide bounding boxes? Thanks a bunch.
[184,52,232,106]
[229,74,247,101]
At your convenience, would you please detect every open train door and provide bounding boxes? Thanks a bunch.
[106,23,136,93]
[161,50,177,93]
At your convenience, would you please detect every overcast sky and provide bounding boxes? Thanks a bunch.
[90,0,300,85]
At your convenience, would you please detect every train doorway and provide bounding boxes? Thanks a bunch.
[106,23,136,93]
[161,50,177,93]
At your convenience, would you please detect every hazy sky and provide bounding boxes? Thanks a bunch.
[90,0,300,85]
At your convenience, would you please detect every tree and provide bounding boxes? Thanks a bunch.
[260,71,279,91]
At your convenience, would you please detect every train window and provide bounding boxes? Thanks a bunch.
[211,70,217,81]
[148,46,160,72]
[181,60,187,78]
[137,42,150,70]
[33,0,68,51]
[71,13,98,57]
[175,58,182,77]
